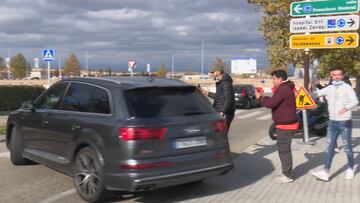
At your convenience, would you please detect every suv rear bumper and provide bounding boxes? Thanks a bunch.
[105,162,233,192]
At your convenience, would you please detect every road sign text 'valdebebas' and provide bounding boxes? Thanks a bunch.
[290,33,359,49]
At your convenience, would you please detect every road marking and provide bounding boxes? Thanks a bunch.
[0,151,10,158]
[256,114,272,120]
[235,110,245,115]
[38,189,76,203]
[237,111,263,119]
[353,128,360,134]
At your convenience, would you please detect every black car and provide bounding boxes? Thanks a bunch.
[233,84,259,109]
[6,77,233,202]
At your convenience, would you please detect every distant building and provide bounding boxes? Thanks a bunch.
[182,74,210,80]
[30,68,42,79]
[231,58,257,74]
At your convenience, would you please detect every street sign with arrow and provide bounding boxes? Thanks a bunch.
[291,0,359,17]
[290,33,359,49]
[290,15,359,33]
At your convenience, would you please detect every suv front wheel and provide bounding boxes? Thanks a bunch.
[74,147,109,202]
[9,127,32,165]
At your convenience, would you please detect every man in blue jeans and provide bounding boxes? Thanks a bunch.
[312,68,359,181]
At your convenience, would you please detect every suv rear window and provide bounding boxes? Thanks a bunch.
[125,87,215,118]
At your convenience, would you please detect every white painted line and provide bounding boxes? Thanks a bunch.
[237,111,263,119]
[353,128,360,134]
[352,106,360,111]
[0,151,10,158]
[38,189,76,203]
[235,110,245,115]
[256,114,272,120]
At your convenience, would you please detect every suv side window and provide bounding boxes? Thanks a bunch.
[35,82,68,110]
[61,83,111,114]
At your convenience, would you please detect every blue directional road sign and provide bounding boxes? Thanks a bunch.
[43,49,55,62]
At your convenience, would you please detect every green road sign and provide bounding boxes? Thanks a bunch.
[291,0,359,17]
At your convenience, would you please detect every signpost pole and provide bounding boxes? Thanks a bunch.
[302,0,311,143]
[47,61,50,87]
[302,50,311,143]
[302,54,312,143]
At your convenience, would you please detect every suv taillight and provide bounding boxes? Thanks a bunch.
[120,161,172,170]
[120,127,167,141]
[213,120,227,133]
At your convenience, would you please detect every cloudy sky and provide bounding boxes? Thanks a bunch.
[0,0,266,72]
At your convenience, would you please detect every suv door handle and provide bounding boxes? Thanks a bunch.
[71,124,80,130]
[42,120,49,125]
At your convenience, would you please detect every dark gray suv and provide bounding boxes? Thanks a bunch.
[6,77,233,202]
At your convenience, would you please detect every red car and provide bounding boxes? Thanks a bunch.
[255,87,264,94]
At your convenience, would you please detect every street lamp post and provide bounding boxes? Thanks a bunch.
[7,48,11,80]
[201,40,204,75]
[172,54,174,79]
[85,51,88,76]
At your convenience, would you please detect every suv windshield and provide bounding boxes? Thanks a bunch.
[125,87,215,118]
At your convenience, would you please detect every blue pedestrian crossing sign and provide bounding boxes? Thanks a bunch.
[43,49,55,62]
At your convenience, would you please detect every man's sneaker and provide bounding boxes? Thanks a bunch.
[311,170,329,181]
[345,168,355,180]
[274,175,294,183]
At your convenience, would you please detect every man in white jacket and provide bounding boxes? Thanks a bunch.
[312,68,359,181]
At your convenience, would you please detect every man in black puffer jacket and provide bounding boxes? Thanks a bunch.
[199,66,235,130]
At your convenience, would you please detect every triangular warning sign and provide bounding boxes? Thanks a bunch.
[295,87,317,109]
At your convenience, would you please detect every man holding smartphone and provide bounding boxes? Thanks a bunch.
[255,69,298,183]
[198,66,235,130]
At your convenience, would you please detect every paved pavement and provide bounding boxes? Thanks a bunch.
[0,115,7,126]
[175,108,360,203]
[2,109,360,202]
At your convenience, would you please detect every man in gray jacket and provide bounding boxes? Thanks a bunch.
[312,68,359,181]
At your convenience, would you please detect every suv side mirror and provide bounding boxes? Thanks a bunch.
[22,101,35,111]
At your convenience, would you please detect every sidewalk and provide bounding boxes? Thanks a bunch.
[0,116,7,126]
[171,113,360,203]
[0,116,7,141]
[208,132,360,203]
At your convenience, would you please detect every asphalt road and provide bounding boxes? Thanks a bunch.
[0,107,273,203]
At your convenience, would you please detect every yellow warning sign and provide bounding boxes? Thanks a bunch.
[295,87,317,109]
[290,33,359,49]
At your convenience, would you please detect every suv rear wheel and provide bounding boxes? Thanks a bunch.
[74,147,110,202]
